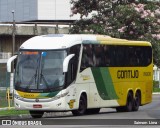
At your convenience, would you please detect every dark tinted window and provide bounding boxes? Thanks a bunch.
[81,45,94,71]
[80,44,152,71]
[66,45,81,86]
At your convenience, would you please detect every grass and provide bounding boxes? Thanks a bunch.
[0,89,29,117]
[153,88,160,92]
[0,89,14,108]
[0,109,29,116]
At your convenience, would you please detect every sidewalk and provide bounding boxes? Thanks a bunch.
[152,92,160,94]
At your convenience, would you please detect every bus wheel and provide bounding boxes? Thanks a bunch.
[72,95,87,116]
[125,92,133,112]
[116,107,125,112]
[132,92,141,111]
[29,111,44,118]
[86,108,100,115]
[116,92,133,112]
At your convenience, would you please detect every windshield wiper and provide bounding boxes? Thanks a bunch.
[25,74,37,89]
[40,73,50,90]
[25,66,38,90]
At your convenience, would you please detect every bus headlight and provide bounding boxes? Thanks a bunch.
[14,94,23,100]
[52,91,69,101]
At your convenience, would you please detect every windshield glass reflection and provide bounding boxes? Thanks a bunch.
[15,50,67,92]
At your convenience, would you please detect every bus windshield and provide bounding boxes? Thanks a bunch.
[15,50,67,92]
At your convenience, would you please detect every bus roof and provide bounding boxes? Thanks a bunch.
[20,34,151,50]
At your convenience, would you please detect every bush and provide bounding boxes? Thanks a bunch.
[153,80,159,88]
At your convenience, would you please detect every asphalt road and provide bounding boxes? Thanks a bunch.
[1,94,160,128]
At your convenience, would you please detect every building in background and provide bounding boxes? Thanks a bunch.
[0,0,79,22]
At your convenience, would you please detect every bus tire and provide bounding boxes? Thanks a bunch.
[116,92,133,112]
[132,91,141,111]
[116,106,125,112]
[72,94,87,116]
[29,110,44,118]
[85,108,100,115]
[125,92,133,112]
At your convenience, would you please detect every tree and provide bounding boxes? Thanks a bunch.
[70,0,160,66]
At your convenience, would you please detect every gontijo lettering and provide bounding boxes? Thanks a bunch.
[117,70,139,79]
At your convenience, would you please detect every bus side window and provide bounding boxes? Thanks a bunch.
[80,45,93,71]
[66,59,74,85]
[93,45,103,67]
[67,45,81,85]
[142,46,152,66]
[104,45,111,66]
[115,46,125,66]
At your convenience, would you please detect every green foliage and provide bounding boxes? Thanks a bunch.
[153,80,159,88]
[153,88,160,92]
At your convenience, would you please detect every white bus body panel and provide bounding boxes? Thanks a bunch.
[14,34,120,111]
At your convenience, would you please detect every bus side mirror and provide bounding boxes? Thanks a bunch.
[7,55,17,73]
[63,54,75,73]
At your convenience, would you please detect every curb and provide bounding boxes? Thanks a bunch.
[152,92,160,94]
[0,114,30,119]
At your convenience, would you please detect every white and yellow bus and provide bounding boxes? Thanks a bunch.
[7,34,153,118]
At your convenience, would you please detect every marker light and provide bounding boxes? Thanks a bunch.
[23,51,38,55]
